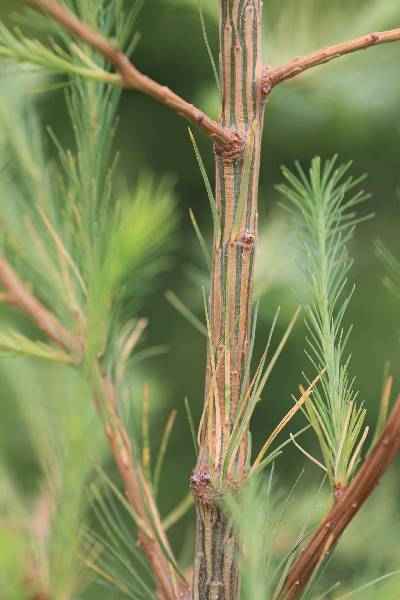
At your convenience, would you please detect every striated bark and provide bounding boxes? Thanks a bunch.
[191,1,265,598]
[192,504,239,600]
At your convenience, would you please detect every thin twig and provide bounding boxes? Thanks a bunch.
[25,0,241,151]
[0,258,83,360]
[278,394,400,600]
[98,375,189,599]
[0,256,188,599]
[263,27,400,91]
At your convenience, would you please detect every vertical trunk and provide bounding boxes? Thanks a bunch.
[191,1,264,598]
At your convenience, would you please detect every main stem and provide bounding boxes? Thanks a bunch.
[191,2,264,598]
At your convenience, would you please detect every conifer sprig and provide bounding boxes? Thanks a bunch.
[375,239,400,300]
[0,0,185,596]
[278,156,370,487]
[0,22,119,84]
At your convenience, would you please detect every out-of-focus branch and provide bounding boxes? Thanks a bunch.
[25,0,241,152]
[27,494,54,600]
[0,256,189,599]
[98,376,190,600]
[278,394,400,600]
[262,27,400,93]
[0,258,83,360]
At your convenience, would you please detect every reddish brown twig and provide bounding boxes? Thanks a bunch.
[98,375,189,600]
[0,258,83,360]
[0,256,188,599]
[26,493,55,600]
[263,27,400,91]
[26,0,240,151]
[278,394,400,600]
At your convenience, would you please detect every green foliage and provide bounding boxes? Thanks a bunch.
[0,1,179,598]
[0,65,177,369]
[0,462,27,600]
[0,330,72,363]
[278,157,370,486]
[197,0,220,94]
[188,127,221,245]
[0,357,103,598]
[0,21,119,84]
[189,207,212,271]
[165,289,207,336]
[228,467,400,600]
[375,239,400,301]
[0,1,399,598]
[0,0,142,87]
[226,467,327,600]
[86,479,158,600]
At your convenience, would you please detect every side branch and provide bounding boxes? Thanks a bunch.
[263,27,400,90]
[279,394,400,600]
[0,258,83,360]
[26,0,241,150]
[0,257,189,600]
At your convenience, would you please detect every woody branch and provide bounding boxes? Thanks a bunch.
[263,27,400,91]
[0,258,83,360]
[25,0,241,151]
[0,257,188,600]
[26,2,400,114]
[278,393,400,600]
[19,3,400,600]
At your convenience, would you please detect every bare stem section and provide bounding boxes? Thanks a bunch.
[191,1,264,598]
[263,27,400,89]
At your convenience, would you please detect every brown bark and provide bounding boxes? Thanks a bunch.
[7,4,400,600]
[279,395,400,600]
[0,258,83,361]
[25,0,238,150]
[263,27,400,91]
[191,1,265,598]
[0,257,188,600]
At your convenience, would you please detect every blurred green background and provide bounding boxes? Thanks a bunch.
[0,0,399,598]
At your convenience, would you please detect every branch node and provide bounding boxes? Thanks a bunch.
[26,0,227,147]
[195,111,205,124]
[334,484,347,502]
[261,67,273,100]
[214,131,246,162]
[369,33,380,43]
